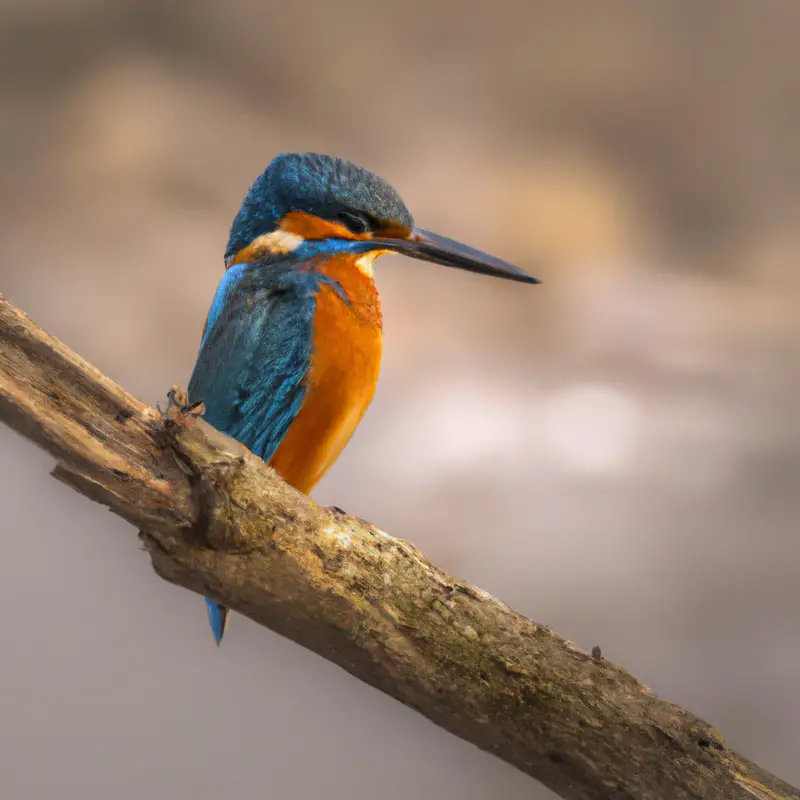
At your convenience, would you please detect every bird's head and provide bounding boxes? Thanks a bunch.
[225,153,539,284]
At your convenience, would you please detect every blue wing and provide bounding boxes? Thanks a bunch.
[188,260,323,646]
[188,261,320,461]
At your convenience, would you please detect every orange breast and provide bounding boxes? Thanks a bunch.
[269,255,383,494]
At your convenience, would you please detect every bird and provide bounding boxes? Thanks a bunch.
[187,152,539,645]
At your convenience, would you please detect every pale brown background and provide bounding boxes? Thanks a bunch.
[1,2,799,799]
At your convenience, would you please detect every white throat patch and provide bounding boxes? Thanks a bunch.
[354,250,388,278]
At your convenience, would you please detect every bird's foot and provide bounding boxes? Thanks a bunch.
[163,385,206,424]
[166,385,188,409]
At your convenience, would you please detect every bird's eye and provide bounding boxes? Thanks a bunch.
[336,211,373,235]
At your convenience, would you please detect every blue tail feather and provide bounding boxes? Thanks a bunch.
[205,597,230,646]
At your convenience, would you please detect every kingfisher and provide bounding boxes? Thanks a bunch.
[187,152,538,644]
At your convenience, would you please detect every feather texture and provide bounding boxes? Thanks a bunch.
[189,260,323,461]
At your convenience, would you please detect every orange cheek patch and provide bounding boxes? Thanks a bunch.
[228,215,413,268]
[377,224,412,240]
[279,212,411,242]
[280,211,361,241]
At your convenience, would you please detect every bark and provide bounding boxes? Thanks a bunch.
[0,292,796,800]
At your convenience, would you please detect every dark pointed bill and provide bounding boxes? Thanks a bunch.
[373,228,540,284]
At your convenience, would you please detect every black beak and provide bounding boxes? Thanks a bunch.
[372,228,540,284]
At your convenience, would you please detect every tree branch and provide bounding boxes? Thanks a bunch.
[0,292,795,800]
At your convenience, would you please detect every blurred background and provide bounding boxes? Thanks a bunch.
[1,2,798,798]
